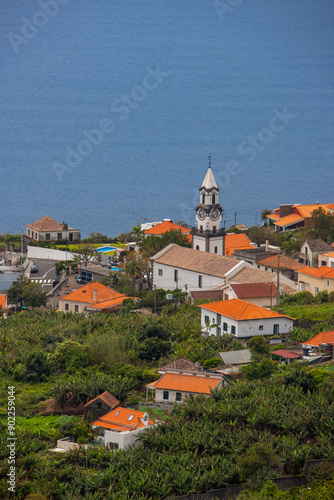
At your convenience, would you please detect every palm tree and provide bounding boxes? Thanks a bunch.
[125,259,141,286]
[130,222,144,242]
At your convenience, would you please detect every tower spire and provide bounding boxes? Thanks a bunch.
[208,153,211,169]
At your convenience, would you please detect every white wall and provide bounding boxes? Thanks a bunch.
[200,308,293,338]
[27,246,78,261]
[153,262,226,291]
[95,425,155,450]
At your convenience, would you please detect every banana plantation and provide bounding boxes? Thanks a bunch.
[1,307,334,498]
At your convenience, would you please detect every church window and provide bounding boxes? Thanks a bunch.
[202,193,205,203]
[214,246,218,254]
[196,245,199,250]
[212,194,215,204]
[213,226,216,233]
[200,226,203,232]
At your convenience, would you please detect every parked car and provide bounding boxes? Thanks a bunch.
[31,265,38,273]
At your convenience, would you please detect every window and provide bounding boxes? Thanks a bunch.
[74,305,79,313]
[205,315,210,324]
[202,193,205,203]
[97,402,102,409]
[322,261,326,267]
[100,429,105,437]
[213,226,216,233]
[163,391,169,401]
[315,286,319,293]
[257,265,260,269]
[196,245,199,250]
[198,275,202,288]
[231,325,236,334]
[265,267,268,271]
[69,233,73,242]
[273,324,279,335]
[327,281,330,287]
[64,303,69,311]
[57,233,62,240]
[216,314,221,325]
[200,225,203,232]
[46,233,50,240]
[128,414,134,421]
[115,410,120,416]
[176,392,182,402]
[158,269,163,276]
[27,229,30,236]
[174,270,178,283]
[212,194,215,204]
[217,327,221,337]
[259,325,263,331]
[214,246,218,254]
[223,322,227,332]
[109,442,119,450]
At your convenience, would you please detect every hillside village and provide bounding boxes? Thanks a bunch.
[1,164,334,499]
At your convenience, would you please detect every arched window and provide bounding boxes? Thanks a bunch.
[212,194,215,204]
[214,246,218,254]
[202,193,205,204]
[196,245,199,250]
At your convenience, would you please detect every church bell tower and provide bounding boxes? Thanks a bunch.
[192,157,225,254]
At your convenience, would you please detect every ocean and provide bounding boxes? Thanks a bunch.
[0,0,333,237]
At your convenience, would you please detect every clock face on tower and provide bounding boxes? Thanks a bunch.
[210,208,220,221]
[198,208,206,220]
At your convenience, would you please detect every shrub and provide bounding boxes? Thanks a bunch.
[202,358,221,369]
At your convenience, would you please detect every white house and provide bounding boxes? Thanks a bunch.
[318,251,334,268]
[151,244,248,292]
[91,407,156,450]
[146,371,228,404]
[25,216,80,242]
[199,298,294,339]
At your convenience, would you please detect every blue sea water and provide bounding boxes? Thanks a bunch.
[0,0,333,236]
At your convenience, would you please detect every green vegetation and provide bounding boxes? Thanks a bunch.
[7,275,47,309]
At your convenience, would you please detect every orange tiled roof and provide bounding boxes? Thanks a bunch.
[256,254,304,270]
[321,251,334,258]
[149,372,222,394]
[199,298,294,320]
[92,407,154,432]
[87,296,137,310]
[303,331,334,347]
[294,204,332,218]
[298,266,334,279]
[273,213,304,228]
[84,391,119,409]
[59,282,124,303]
[26,216,75,232]
[224,233,253,256]
[144,220,191,242]
[0,295,7,309]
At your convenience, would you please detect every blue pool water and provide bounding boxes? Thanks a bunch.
[97,246,116,253]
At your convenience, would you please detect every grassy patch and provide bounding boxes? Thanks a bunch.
[0,379,53,416]
[272,302,334,321]
[150,407,171,420]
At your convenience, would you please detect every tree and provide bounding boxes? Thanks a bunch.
[261,209,273,224]
[130,222,144,242]
[308,207,334,243]
[7,275,46,308]
[238,442,282,488]
[242,359,275,380]
[124,256,142,285]
[76,243,98,265]
[248,336,270,362]
[137,337,173,361]
[49,340,92,372]
[139,230,191,260]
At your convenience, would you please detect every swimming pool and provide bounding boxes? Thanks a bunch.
[96,246,116,253]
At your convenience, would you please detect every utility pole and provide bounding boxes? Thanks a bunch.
[154,285,157,313]
[276,254,280,306]
[20,227,23,267]
[235,212,237,226]
[255,214,257,226]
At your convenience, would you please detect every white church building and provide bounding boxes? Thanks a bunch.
[192,159,226,255]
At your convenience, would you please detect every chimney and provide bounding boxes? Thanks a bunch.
[279,204,293,218]
[142,413,149,426]
[93,289,97,302]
